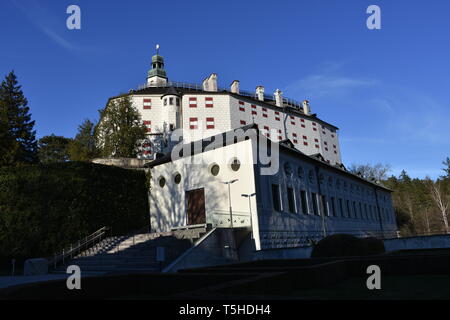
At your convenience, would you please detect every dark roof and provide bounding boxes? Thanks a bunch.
[145,125,391,192]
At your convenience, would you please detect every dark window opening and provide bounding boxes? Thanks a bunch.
[272,184,281,212]
[287,187,296,213]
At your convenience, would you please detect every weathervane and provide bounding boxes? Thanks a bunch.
[156,44,160,55]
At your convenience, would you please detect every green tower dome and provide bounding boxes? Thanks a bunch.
[147,48,167,80]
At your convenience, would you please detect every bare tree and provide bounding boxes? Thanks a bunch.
[348,163,392,181]
[430,181,449,233]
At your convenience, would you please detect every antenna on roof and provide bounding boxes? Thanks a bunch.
[156,44,160,55]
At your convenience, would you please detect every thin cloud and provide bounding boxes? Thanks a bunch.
[10,0,83,52]
[284,65,377,99]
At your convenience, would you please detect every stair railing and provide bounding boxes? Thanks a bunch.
[48,226,111,269]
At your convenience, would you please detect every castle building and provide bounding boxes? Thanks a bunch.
[104,49,398,252]
[107,51,342,165]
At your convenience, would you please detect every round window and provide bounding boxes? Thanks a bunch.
[210,164,220,176]
[174,173,181,184]
[230,158,241,172]
[158,177,166,188]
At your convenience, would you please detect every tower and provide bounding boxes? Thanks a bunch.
[147,44,168,86]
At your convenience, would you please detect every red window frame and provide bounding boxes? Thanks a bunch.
[205,97,214,108]
[143,99,152,110]
[189,97,197,108]
[189,117,198,129]
[206,117,215,129]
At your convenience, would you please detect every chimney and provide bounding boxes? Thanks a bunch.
[302,100,311,115]
[274,89,283,107]
[230,80,240,94]
[256,86,265,101]
[202,73,218,92]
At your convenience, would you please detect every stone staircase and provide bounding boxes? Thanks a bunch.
[52,225,210,274]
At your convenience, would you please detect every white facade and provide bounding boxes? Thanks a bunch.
[148,128,397,251]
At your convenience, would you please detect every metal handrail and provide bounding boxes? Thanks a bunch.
[136,80,306,110]
[48,226,110,268]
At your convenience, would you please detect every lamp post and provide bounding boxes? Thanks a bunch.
[221,179,239,228]
[241,193,256,238]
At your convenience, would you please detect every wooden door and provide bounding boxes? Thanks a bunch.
[186,188,206,225]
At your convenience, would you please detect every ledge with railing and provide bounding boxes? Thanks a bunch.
[136,81,305,111]
[208,210,252,229]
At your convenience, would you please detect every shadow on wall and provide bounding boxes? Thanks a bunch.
[150,163,228,232]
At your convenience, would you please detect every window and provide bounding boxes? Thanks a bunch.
[287,187,296,213]
[364,204,368,220]
[312,193,319,215]
[240,120,246,125]
[339,198,344,217]
[143,99,151,109]
[322,195,328,216]
[189,118,198,129]
[300,190,308,214]
[359,202,363,219]
[331,197,336,217]
[169,97,174,105]
[189,97,197,108]
[176,98,180,106]
[143,120,151,125]
[353,201,357,218]
[346,200,351,217]
[303,142,308,146]
[163,98,167,106]
[230,158,241,171]
[210,164,220,176]
[205,97,213,108]
[272,184,281,212]
[174,173,182,184]
[158,177,166,188]
[206,117,215,129]
[303,136,308,140]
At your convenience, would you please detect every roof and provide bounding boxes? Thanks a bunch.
[145,124,391,192]
[109,86,339,130]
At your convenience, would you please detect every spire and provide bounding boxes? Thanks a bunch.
[147,45,168,86]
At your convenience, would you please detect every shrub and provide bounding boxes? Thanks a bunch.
[0,162,149,265]
[311,234,385,258]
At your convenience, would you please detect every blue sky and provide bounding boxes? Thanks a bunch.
[1,0,449,179]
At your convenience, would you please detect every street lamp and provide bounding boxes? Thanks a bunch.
[221,179,239,228]
[241,193,256,238]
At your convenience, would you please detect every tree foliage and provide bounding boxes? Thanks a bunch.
[0,71,37,166]
[37,134,72,163]
[67,119,99,161]
[95,96,147,158]
[0,162,149,265]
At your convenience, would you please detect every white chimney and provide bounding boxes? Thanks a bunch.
[256,86,265,101]
[202,73,218,92]
[302,100,311,115]
[274,89,283,107]
[230,80,240,94]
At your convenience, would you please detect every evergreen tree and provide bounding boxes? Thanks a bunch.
[37,134,72,163]
[95,95,147,158]
[67,119,99,161]
[0,71,37,166]
[442,157,450,179]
